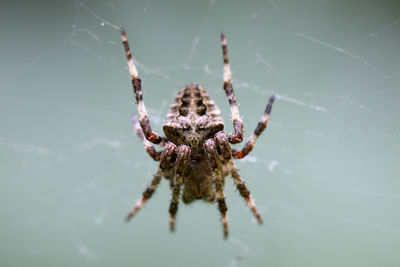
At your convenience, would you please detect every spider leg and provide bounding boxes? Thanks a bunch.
[230,164,263,224]
[232,95,275,159]
[204,138,229,239]
[125,142,177,221]
[121,27,167,146]
[169,145,190,231]
[220,32,243,144]
[125,169,163,222]
[132,115,162,161]
[214,131,262,224]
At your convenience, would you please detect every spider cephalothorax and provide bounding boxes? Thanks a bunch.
[121,28,275,238]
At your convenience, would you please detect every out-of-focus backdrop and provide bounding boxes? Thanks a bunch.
[1,0,400,266]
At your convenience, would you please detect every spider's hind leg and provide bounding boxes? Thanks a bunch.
[220,32,243,144]
[121,27,167,146]
[132,115,161,161]
[233,95,275,159]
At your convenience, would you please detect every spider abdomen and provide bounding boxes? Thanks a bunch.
[163,84,224,154]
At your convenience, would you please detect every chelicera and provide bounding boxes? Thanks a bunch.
[121,27,275,238]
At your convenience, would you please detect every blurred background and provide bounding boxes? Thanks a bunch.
[1,0,400,266]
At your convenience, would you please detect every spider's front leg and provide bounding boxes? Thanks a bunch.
[215,132,263,224]
[230,166,263,224]
[125,142,177,221]
[121,27,167,146]
[169,145,190,231]
[204,138,229,238]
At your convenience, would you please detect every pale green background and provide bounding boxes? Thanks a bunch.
[1,0,400,266]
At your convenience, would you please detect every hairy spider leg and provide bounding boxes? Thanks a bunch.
[204,138,229,238]
[169,145,190,231]
[233,95,275,159]
[132,115,161,161]
[230,164,263,223]
[125,169,163,221]
[125,142,177,221]
[121,27,166,145]
[220,32,243,144]
[216,180,229,239]
[214,130,263,224]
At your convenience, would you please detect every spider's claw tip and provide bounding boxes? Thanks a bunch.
[169,217,176,232]
[220,31,225,39]
[120,26,125,34]
[269,94,275,102]
[265,95,275,114]
[223,232,229,239]
[124,214,133,222]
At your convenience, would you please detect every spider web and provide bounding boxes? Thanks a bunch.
[1,0,400,266]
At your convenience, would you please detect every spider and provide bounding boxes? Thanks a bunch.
[120,27,275,238]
